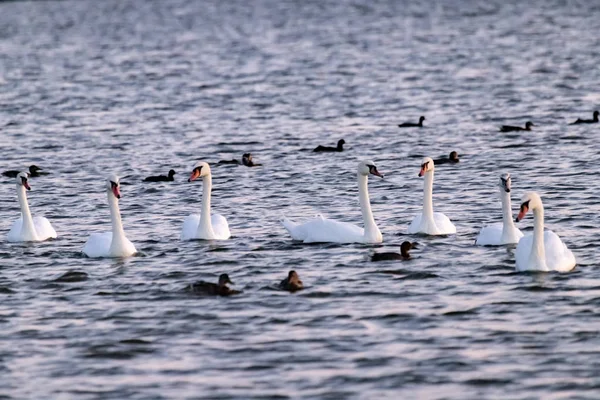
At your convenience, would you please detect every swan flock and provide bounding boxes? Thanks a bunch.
[5,157,576,272]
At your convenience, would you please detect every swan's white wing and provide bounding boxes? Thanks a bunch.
[282,215,364,243]
[7,217,23,242]
[211,214,231,240]
[83,232,113,258]
[407,214,424,234]
[111,236,137,257]
[544,230,576,272]
[433,212,456,234]
[181,214,200,241]
[33,216,57,240]
[476,223,504,246]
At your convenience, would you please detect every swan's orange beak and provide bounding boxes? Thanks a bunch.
[112,185,121,199]
[418,166,426,177]
[188,169,200,182]
[516,204,528,222]
[23,181,31,190]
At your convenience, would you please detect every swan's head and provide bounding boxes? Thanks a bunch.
[418,157,434,177]
[525,121,534,129]
[358,160,384,178]
[499,173,512,193]
[188,162,211,182]
[218,273,233,286]
[16,171,31,190]
[516,192,542,222]
[106,175,121,199]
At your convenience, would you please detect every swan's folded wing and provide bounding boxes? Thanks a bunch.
[407,214,423,234]
[181,214,200,241]
[211,214,231,240]
[544,230,576,272]
[475,223,503,246]
[433,212,457,234]
[283,216,363,243]
[7,217,23,242]
[33,216,57,240]
[83,232,113,258]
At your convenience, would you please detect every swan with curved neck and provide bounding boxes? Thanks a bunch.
[282,160,383,244]
[514,192,575,272]
[475,173,523,245]
[408,157,456,235]
[181,162,231,240]
[82,175,137,258]
[7,171,57,242]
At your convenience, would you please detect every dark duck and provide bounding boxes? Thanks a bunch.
[279,270,303,292]
[186,273,241,296]
[3,165,46,178]
[313,139,345,152]
[398,116,425,128]
[433,151,459,165]
[500,121,534,132]
[371,241,416,261]
[570,111,599,125]
[143,169,176,182]
[218,153,262,167]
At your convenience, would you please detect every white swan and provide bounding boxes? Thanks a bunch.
[181,162,231,240]
[515,192,575,272]
[408,157,456,235]
[475,173,524,245]
[282,160,384,244]
[82,175,137,258]
[7,171,57,242]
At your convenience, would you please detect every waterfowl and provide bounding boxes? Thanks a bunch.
[433,151,459,165]
[408,157,456,235]
[313,139,345,152]
[514,192,575,272]
[570,111,599,125]
[475,173,523,246]
[282,160,384,244]
[500,121,534,132]
[3,165,46,178]
[7,172,57,242]
[143,169,175,182]
[279,270,303,292]
[181,162,231,240]
[371,241,416,261]
[186,273,241,296]
[398,116,425,128]
[242,153,262,167]
[82,175,137,258]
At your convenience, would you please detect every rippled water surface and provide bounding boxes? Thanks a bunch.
[1,0,600,398]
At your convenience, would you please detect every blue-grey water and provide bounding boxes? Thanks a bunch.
[1,0,600,398]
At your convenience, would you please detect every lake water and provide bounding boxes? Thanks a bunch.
[1,0,599,398]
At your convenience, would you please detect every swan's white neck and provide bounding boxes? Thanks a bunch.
[17,185,38,241]
[529,204,547,270]
[422,171,435,224]
[500,189,517,241]
[108,192,127,253]
[358,173,381,241]
[197,174,216,239]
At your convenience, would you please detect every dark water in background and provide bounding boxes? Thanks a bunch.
[1,0,600,398]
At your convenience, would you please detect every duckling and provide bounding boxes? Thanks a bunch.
[398,116,425,128]
[499,121,534,132]
[279,270,303,292]
[434,151,459,165]
[313,139,345,152]
[3,165,46,178]
[242,153,262,167]
[143,169,176,182]
[570,110,599,125]
[186,273,241,296]
[371,241,416,261]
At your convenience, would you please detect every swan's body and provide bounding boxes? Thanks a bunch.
[514,192,575,272]
[181,162,231,240]
[282,160,384,244]
[408,157,456,235]
[7,172,57,242]
[83,175,136,258]
[476,173,523,246]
